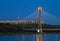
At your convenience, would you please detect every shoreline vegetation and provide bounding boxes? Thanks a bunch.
[0,23,60,34]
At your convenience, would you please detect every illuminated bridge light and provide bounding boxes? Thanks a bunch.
[37,29,40,33]
[38,7,42,12]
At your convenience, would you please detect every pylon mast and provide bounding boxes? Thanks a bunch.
[37,7,42,41]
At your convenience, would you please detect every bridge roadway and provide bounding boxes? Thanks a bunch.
[23,29,60,34]
[0,20,36,23]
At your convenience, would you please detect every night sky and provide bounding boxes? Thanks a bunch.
[0,0,60,19]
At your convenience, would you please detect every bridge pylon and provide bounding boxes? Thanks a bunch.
[37,7,42,41]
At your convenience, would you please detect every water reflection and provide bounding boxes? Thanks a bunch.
[0,34,60,41]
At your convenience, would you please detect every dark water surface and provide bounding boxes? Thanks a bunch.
[0,34,60,41]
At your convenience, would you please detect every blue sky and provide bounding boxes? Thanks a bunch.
[0,0,60,19]
[0,0,60,25]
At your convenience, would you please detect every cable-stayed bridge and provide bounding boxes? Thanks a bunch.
[0,7,60,34]
[0,7,60,41]
[0,10,60,25]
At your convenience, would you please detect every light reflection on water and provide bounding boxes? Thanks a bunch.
[0,34,60,41]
